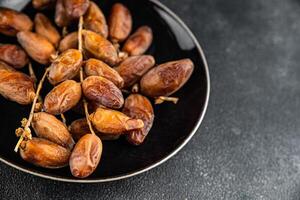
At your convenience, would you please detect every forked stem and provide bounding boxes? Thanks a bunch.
[14,67,50,152]
[78,16,96,135]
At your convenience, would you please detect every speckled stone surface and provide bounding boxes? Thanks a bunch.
[1,0,300,199]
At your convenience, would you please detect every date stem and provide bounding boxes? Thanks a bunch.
[14,67,50,152]
[78,16,96,135]
[155,96,179,105]
[61,114,67,125]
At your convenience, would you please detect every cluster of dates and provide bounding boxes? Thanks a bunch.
[0,0,194,178]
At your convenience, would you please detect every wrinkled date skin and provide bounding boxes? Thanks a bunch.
[82,30,118,66]
[0,44,28,69]
[115,55,155,88]
[140,59,194,97]
[63,0,90,19]
[58,31,78,52]
[123,26,153,56]
[84,58,124,88]
[109,3,132,43]
[17,31,55,65]
[44,80,82,115]
[69,118,121,141]
[123,94,154,145]
[0,63,35,105]
[20,137,71,169]
[32,112,75,149]
[32,0,56,10]
[0,7,33,36]
[84,2,108,38]
[35,13,61,47]
[48,49,83,85]
[55,0,71,27]
[82,76,124,109]
[69,134,102,178]
[89,107,144,134]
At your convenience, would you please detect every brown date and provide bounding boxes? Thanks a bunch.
[32,0,55,10]
[58,31,78,52]
[44,80,82,115]
[82,30,118,66]
[68,118,89,141]
[122,26,153,56]
[32,112,75,149]
[123,94,154,145]
[48,49,83,85]
[89,107,144,134]
[0,7,33,36]
[84,1,108,38]
[115,55,155,88]
[0,44,28,69]
[17,31,55,65]
[69,134,102,178]
[20,137,71,169]
[140,59,194,97]
[55,0,71,27]
[0,66,35,105]
[82,76,124,109]
[109,3,132,43]
[69,118,120,141]
[84,58,124,88]
[34,13,61,47]
[63,0,90,19]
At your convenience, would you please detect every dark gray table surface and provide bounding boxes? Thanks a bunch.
[1,0,300,199]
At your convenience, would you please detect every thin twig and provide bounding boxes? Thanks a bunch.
[14,68,50,152]
[61,114,67,125]
[78,16,95,135]
[155,96,179,105]
[28,62,37,87]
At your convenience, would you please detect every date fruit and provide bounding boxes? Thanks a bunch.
[109,3,132,43]
[140,59,194,97]
[63,0,90,19]
[0,7,33,36]
[20,138,70,169]
[115,55,155,88]
[58,32,78,52]
[69,134,102,178]
[44,80,82,115]
[0,44,28,69]
[123,26,153,56]
[34,13,61,47]
[55,0,71,27]
[84,2,108,38]
[48,49,83,85]
[0,66,35,105]
[82,30,118,66]
[32,112,75,149]
[32,0,55,10]
[69,118,120,141]
[89,107,144,134]
[84,58,124,88]
[82,76,124,109]
[123,94,154,145]
[17,31,55,65]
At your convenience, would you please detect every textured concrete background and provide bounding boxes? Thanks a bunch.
[1,0,300,199]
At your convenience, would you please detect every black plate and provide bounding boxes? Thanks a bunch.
[0,0,210,182]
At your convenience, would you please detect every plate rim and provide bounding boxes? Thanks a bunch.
[0,0,211,183]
